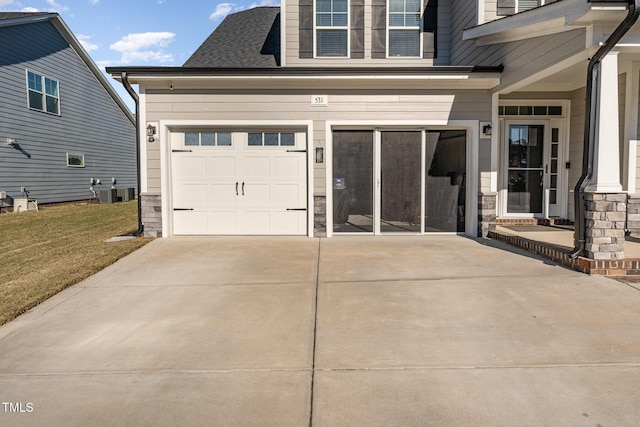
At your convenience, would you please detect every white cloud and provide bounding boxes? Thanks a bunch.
[110,32,175,64]
[249,0,279,7]
[20,7,40,12]
[0,0,15,7]
[77,34,98,52]
[89,0,99,5]
[46,0,68,11]
[209,3,234,20]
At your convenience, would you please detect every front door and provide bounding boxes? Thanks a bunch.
[503,121,563,218]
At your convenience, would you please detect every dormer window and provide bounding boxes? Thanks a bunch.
[316,0,349,57]
[518,0,542,12]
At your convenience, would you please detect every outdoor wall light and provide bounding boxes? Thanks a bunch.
[146,124,156,143]
[481,122,492,138]
[6,137,17,146]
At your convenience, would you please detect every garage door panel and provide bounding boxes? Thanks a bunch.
[174,156,207,177]
[207,156,237,177]
[174,184,207,206]
[271,211,306,234]
[174,211,208,235]
[237,211,270,234]
[243,183,270,206]
[242,156,270,177]
[208,211,237,234]
[207,184,237,205]
[272,184,302,206]
[272,156,303,177]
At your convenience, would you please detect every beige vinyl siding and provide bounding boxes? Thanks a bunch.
[285,0,445,66]
[484,0,499,23]
[568,86,586,222]
[619,73,626,186]
[637,71,640,192]
[143,89,491,195]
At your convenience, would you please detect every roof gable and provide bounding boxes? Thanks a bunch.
[184,7,281,68]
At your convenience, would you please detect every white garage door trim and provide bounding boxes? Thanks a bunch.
[160,120,315,237]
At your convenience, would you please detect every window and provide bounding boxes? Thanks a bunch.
[67,153,85,168]
[517,0,542,13]
[248,132,296,147]
[388,0,421,57]
[498,105,563,117]
[27,70,59,115]
[184,132,232,146]
[316,0,348,57]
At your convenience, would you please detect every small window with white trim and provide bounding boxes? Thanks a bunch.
[27,70,60,115]
[185,131,232,147]
[67,153,85,168]
[388,0,421,57]
[316,0,349,57]
[517,0,543,13]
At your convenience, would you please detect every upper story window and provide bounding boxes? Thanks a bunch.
[316,0,349,57]
[388,0,422,57]
[27,70,60,115]
[518,0,542,12]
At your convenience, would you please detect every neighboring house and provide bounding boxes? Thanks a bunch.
[107,1,640,261]
[0,12,136,207]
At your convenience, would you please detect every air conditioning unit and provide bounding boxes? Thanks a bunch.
[14,197,38,212]
[116,187,135,202]
[99,189,117,204]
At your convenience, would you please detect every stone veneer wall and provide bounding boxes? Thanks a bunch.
[627,195,640,237]
[478,192,497,237]
[314,195,327,236]
[584,193,626,260]
[141,193,162,238]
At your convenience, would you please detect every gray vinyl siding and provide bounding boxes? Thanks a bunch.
[0,20,136,205]
[143,88,492,195]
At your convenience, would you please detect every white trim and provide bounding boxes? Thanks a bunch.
[159,120,314,238]
[623,61,639,194]
[66,153,85,168]
[139,87,148,193]
[25,68,60,116]
[476,0,485,26]
[490,93,499,193]
[325,120,479,237]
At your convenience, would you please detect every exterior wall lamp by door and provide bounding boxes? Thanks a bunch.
[146,124,156,143]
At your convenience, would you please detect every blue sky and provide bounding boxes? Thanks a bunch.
[0,0,279,109]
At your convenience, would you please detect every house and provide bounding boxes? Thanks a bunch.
[0,12,136,208]
[107,0,640,261]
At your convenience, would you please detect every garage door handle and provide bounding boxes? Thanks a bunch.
[242,182,245,196]
[236,182,238,196]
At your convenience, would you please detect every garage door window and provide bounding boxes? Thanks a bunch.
[185,132,232,147]
[248,132,296,147]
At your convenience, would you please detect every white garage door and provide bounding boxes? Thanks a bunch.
[171,130,307,235]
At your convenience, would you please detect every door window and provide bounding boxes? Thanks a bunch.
[507,125,544,214]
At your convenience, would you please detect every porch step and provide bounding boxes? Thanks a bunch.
[496,218,573,226]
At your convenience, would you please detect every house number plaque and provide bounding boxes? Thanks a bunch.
[311,95,328,107]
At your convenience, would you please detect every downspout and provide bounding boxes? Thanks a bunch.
[570,0,640,258]
[121,72,144,236]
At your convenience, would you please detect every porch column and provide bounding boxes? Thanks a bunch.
[585,52,622,193]
[584,52,625,260]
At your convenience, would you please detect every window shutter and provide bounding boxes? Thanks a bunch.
[372,0,386,58]
[497,0,516,16]
[351,0,365,59]
[299,0,313,58]
[423,0,437,59]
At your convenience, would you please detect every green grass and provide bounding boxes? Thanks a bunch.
[0,201,152,325]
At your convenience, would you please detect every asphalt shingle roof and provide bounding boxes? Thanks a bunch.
[0,12,50,20]
[184,7,281,68]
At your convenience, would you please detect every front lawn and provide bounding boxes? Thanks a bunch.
[0,201,152,325]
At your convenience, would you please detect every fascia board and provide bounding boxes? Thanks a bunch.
[50,16,136,125]
[464,0,590,42]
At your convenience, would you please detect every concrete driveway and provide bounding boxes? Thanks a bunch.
[2,236,640,426]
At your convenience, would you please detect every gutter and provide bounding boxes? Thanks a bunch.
[120,72,144,236]
[571,0,640,258]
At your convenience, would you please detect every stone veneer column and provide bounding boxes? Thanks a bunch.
[478,192,497,237]
[627,195,640,237]
[141,194,162,238]
[314,195,327,236]
[584,193,626,260]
